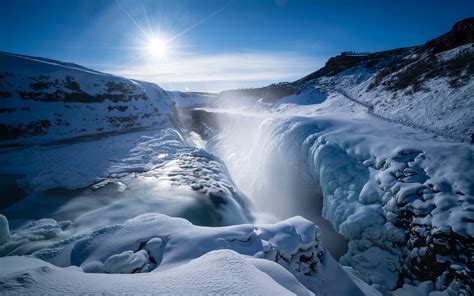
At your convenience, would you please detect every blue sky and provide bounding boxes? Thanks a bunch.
[1,0,473,92]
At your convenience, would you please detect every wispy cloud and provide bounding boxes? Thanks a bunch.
[107,51,324,91]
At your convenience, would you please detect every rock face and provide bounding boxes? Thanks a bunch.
[300,18,474,87]
[420,17,474,54]
[0,52,175,144]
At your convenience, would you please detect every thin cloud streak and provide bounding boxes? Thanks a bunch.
[108,51,324,87]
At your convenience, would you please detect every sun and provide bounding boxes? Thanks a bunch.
[146,36,168,58]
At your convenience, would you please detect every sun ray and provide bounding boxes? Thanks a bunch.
[140,0,154,35]
[168,0,234,42]
[115,0,148,36]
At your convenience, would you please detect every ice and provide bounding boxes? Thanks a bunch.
[0,217,68,257]
[102,250,151,273]
[0,215,10,245]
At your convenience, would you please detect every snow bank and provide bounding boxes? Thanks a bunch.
[0,213,375,295]
[194,108,473,294]
[0,128,192,191]
[29,214,322,273]
[287,117,472,294]
[0,250,304,295]
[315,44,474,142]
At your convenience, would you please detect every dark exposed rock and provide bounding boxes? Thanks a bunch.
[405,225,473,294]
[107,105,128,112]
[0,91,11,98]
[219,82,298,102]
[107,115,139,128]
[0,120,51,140]
[64,75,81,91]
[419,17,474,54]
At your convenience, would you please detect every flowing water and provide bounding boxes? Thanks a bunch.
[1,107,348,259]
[187,108,349,258]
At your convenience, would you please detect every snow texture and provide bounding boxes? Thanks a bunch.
[193,106,473,294]
[0,51,175,144]
[0,213,375,295]
[1,25,473,296]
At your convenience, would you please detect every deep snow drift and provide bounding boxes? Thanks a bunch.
[0,213,378,295]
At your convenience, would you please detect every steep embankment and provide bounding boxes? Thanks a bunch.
[218,18,474,142]
[0,51,175,144]
[188,107,473,295]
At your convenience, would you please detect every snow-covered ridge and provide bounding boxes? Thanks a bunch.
[0,51,175,144]
[216,18,474,142]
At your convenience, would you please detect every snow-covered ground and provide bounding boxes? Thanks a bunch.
[0,213,379,295]
[0,90,374,295]
[1,19,473,295]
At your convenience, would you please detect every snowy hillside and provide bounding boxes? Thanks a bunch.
[0,51,175,144]
[219,18,474,142]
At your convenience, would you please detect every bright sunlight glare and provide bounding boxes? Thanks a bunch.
[146,37,168,58]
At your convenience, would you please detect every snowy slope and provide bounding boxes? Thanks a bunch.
[0,51,175,144]
[312,18,474,142]
[218,18,474,143]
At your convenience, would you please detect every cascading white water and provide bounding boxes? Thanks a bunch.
[200,110,349,258]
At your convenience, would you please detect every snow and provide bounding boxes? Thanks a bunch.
[335,45,474,143]
[1,35,472,295]
[192,96,473,293]
[0,251,299,295]
[102,249,151,273]
[0,51,175,144]
[0,128,191,191]
[0,213,374,295]
[0,132,255,251]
